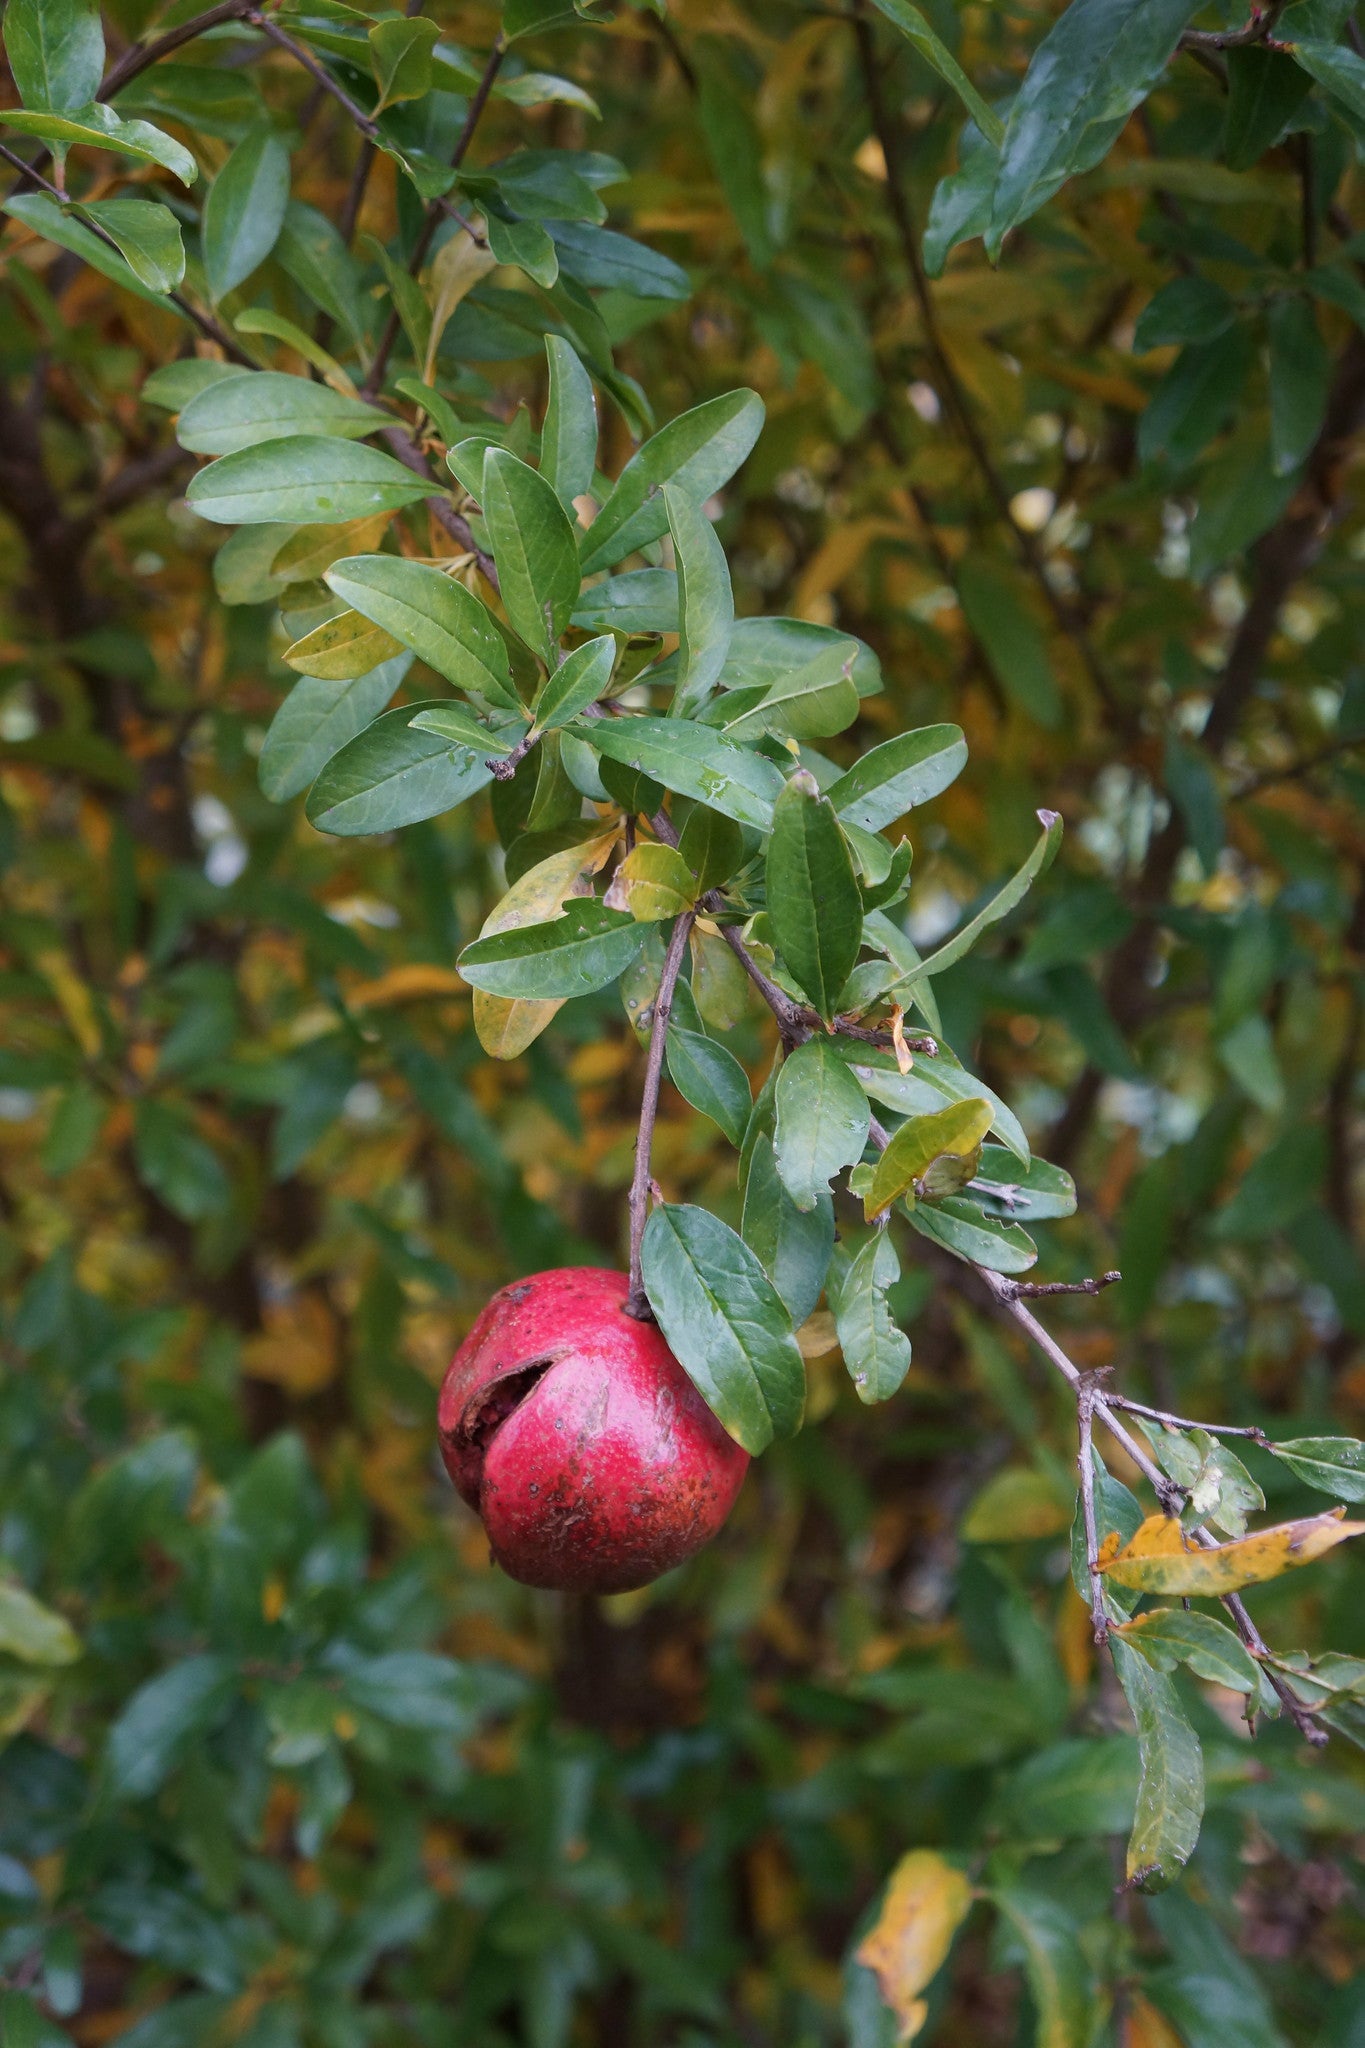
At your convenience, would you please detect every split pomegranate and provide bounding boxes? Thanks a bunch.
[438,1266,749,1593]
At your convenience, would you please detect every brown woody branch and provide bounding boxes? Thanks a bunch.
[625,911,696,1319]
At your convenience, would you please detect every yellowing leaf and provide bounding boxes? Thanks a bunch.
[864,1098,993,1220]
[472,829,619,1058]
[271,513,394,585]
[603,840,698,922]
[285,608,405,679]
[36,948,102,1057]
[347,964,469,1009]
[962,1467,1072,1543]
[424,227,499,383]
[1121,1995,1185,2048]
[1100,1509,1365,1596]
[0,1581,81,1666]
[855,1849,972,2042]
[243,1293,339,1396]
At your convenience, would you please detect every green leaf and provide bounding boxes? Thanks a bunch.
[2,192,174,310]
[175,373,390,457]
[887,810,1063,992]
[534,635,615,732]
[677,805,744,893]
[324,554,520,710]
[988,0,1200,253]
[575,566,678,635]
[457,899,644,998]
[1289,36,1365,129]
[665,1027,751,1146]
[741,1132,835,1329]
[905,1196,1037,1274]
[972,1148,1077,1223]
[105,1654,236,1800]
[868,0,1005,145]
[1269,1436,1365,1502]
[826,725,967,832]
[78,198,184,293]
[548,220,689,298]
[276,199,365,344]
[1110,1636,1205,1892]
[956,558,1061,728]
[1138,327,1254,472]
[855,1048,1030,1168]
[201,125,290,300]
[641,1203,805,1454]
[258,655,411,804]
[409,702,525,757]
[2,103,196,184]
[305,702,496,836]
[717,640,860,744]
[4,0,103,114]
[992,1736,1140,1842]
[1112,1610,1260,1693]
[865,1098,993,1219]
[0,1582,80,1666]
[541,335,598,513]
[1225,45,1313,169]
[369,15,439,109]
[481,446,581,662]
[665,484,733,718]
[131,1100,230,1222]
[186,437,431,526]
[142,359,250,411]
[579,389,765,574]
[1268,295,1330,476]
[991,1887,1098,2048]
[827,1230,912,1405]
[773,1037,871,1212]
[581,714,784,830]
[765,771,863,1022]
[486,213,560,288]
[1133,275,1237,351]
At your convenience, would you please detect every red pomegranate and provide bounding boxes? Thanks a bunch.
[438,1266,749,1593]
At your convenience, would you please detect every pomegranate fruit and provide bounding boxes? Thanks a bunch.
[438,1266,749,1593]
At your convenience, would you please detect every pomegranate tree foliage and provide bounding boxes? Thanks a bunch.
[2,0,1365,2040]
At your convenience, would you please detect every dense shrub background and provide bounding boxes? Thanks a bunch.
[1,1,1363,2043]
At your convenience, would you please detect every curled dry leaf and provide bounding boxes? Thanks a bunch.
[1100,1509,1365,1597]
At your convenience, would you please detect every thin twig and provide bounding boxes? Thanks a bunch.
[247,10,381,140]
[1179,1,1290,51]
[851,7,1124,729]
[1078,1378,1109,1643]
[1105,1395,1269,1444]
[378,425,499,586]
[363,39,507,398]
[1004,1271,1121,1299]
[625,912,695,1319]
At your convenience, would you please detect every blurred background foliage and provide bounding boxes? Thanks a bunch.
[1,0,1364,2043]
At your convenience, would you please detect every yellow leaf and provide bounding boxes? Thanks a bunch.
[424,227,498,384]
[855,1849,972,2043]
[347,964,469,1009]
[1100,1509,1365,1596]
[271,513,394,585]
[471,829,619,1058]
[243,1293,338,1397]
[284,608,404,679]
[36,947,102,1057]
[602,840,697,922]
[864,1098,993,1220]
[1121,1994,1185,2048]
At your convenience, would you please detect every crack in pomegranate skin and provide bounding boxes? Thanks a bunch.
[437,1267,749,1593]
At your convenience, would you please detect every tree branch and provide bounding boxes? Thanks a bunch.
[625,911,695,1319]
[851,7,1124,728]
[363,39,507,398]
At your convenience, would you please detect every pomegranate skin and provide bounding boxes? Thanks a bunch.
[438,1266,749,1593]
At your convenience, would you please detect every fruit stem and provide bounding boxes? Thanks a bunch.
[624,910,696,1320]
